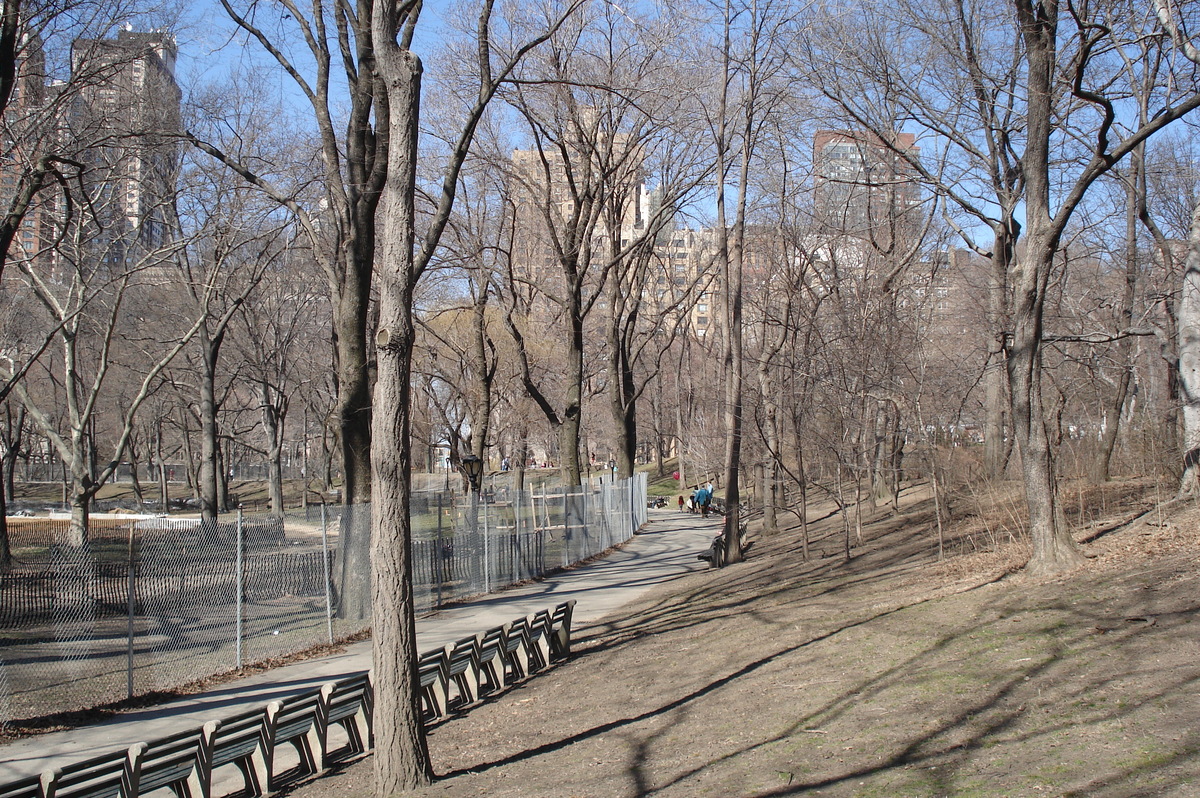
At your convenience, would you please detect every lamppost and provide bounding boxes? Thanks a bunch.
[459,453,487,591]
[460,454,483,493]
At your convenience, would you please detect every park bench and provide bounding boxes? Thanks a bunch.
[525,610,553,674]
[548,600,576,661]
[0,775,42,798]
[201,709,270,798]
[698,525,752,568]
[417,647,450,721]
[131,727,207,798]
[316,672,373,768]
[474,625,508,697]
[445,636,480,710]
[263,690,323,790]
[500,617,533,684]
[40,745,137,798]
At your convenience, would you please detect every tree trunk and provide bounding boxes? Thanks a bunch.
[67,475,92,548]
[1177,199,1200,495]
[1009,241,1084,574]
[1011,0,1085,575]
[261,381,286,515]
[559,302,585,487]
[609,349,637,480]
[371,5,433,790]
[1095,164,1139,483]
[157,423,169,512]
[758,366,779,534]
[218,440,231,512]
[673,343,689,492]
[0,473,10,571]
[198,331,221,524]
[984,227,1013,480]
[470,288,493,467]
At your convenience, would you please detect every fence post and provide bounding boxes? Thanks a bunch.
[561,488,569,568]
[435,493,444,608]
[482,497,490,594]
[236,507,244,669]
[321,503,333,644]
[126,523,135,700]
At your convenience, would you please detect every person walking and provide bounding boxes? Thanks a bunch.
[694,484,710,517]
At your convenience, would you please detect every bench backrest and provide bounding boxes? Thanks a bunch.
[269,689,322,743]
[0,775,41,798]
[323,672,372,724]
[207,708,268,769]
[135,728,205,795]
[43,746,137,798]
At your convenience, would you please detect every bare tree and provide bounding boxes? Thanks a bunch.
[802,0,1200,574]
[172,160,285,522]
[233,251,326,514]
[703,0,794,563]
[371,0,580,790]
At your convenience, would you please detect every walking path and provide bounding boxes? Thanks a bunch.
[0,509,720,782]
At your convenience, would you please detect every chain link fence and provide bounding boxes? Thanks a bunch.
[0,472,647,725]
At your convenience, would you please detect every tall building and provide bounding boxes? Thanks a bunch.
[649,228,715,337]
[69,29,181,263]
[813,130,922,244]
[0,32,58,267]
[509,124,654,293]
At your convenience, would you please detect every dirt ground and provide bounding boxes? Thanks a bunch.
[277,478,1199,798]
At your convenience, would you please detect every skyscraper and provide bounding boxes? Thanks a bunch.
[813,130,922,244]
[69,29,181,262]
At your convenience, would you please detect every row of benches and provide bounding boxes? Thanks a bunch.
[1,601,576,798]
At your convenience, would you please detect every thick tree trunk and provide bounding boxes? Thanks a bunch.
[330,197,378,623]
[1011,0,1085,575]
[370,8,432,790]
[67,476,92,548]
[608,352,637,480]
[1007,248,1081,573]
[335,283,374,507]
[1176,200,1200,495]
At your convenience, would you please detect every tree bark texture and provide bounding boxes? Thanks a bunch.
[198,329,222,524]
[1009,0,1085,575]
[1095,161,1141,483]
[1177,199,1200,495]
[370,3,432,790]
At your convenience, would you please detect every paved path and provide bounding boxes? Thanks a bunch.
[0,509,720,782]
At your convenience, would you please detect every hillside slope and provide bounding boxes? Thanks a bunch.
[289,480,1200,798]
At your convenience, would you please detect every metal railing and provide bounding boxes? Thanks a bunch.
[0,473,646,724]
